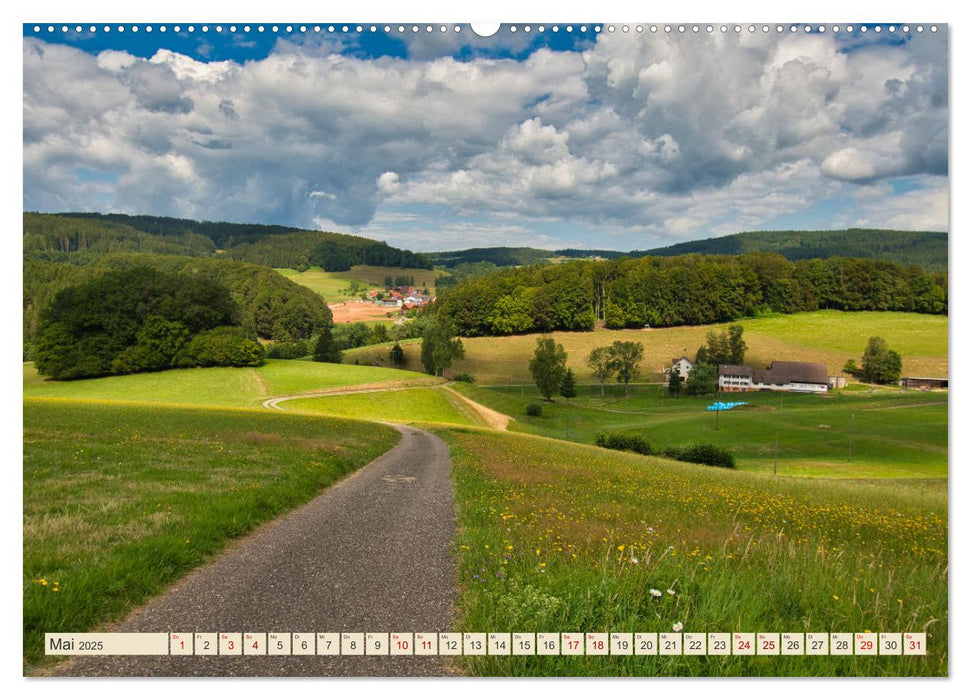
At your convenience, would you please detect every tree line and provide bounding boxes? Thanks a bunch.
[433,253,947,337]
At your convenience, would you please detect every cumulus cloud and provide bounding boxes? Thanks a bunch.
[22,28,948,249]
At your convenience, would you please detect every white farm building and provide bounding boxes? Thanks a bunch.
[717,361,830,394]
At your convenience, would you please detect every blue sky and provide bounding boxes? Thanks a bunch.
[22,22,948,251]
[23,22,597,63]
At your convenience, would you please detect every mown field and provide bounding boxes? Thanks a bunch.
[285,386,485,427]
[23,398,399,671]
[276,264,448,302]
[438,428,947,676]
[274,267,378,302]
[450,383,948,479]
[345,311,947,385]
[22,360,440,408]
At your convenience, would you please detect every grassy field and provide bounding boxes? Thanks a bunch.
[284,386,484,427]
[346,311,947,384]
[21,306,949,677]
[23,398,399,672]
[449,383,947,479]
[439,427,947,676]
[276,265,448,302]
[349,265,446,293]
[23,360,441,408]
[274,267,376,302]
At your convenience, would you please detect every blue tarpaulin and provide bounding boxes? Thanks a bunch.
[706,401,748,411]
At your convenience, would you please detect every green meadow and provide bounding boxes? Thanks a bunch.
[285,386,484,427]
[440,427,947,676]
[274,267,377,302]
[23,360,440,408]
[276,264,448,302]
[22,306,949,677]
[23,399,398,671]
[450,383,947,479]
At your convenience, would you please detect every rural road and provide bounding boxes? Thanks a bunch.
[57,424,459,677]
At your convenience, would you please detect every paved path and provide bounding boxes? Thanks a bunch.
[58,425,459,677]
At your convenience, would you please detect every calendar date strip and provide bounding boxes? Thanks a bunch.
[46,631,927,657]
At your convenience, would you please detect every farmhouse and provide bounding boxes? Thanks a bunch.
[667,356,693,379]
[718,361,829,393]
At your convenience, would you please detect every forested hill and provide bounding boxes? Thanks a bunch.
[24,254,333,353]
[427,229,947,270]
[635,229,947,270]
[24,212,432,271]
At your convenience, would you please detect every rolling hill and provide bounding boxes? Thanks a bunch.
[427,229,947,270]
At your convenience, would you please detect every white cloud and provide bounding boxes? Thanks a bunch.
[22,29,948,248]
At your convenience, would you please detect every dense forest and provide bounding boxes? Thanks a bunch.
[24,255,332,357]
[428,229,947,270]
[434,253,948,337]
[427,247,561,268]
[25,213,431,271]
[637,229,948,270]
[33,267,265,380]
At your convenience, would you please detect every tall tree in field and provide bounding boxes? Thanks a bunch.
[313,326,342,363]
[860,336,903,384]
[726,324,747,364]
[420,319,464,376]
[389,342,405,366]
[587,346,615,396]
[559,368,577,401]
[529,336,568,400]
[668,366,684,397]
[609,340,644,398]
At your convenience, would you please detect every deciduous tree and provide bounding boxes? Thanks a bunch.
[860,336,903,384]
[608,340,644,398]
[586,346,615,396]
[420,319,464,376]
[529,336,568,400]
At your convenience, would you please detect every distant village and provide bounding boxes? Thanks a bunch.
[364,285,434,316]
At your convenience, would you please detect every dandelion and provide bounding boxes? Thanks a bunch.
[832,595,840,601]
[617,545,625,552]
[650,589,662,598]
[672,622,684,632]
[37,579,48,587]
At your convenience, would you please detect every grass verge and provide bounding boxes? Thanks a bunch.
[23,398,398,672]
[437,427,947,676]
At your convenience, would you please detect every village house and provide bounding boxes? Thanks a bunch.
[665,356,693,379]
[718,361,830,394]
